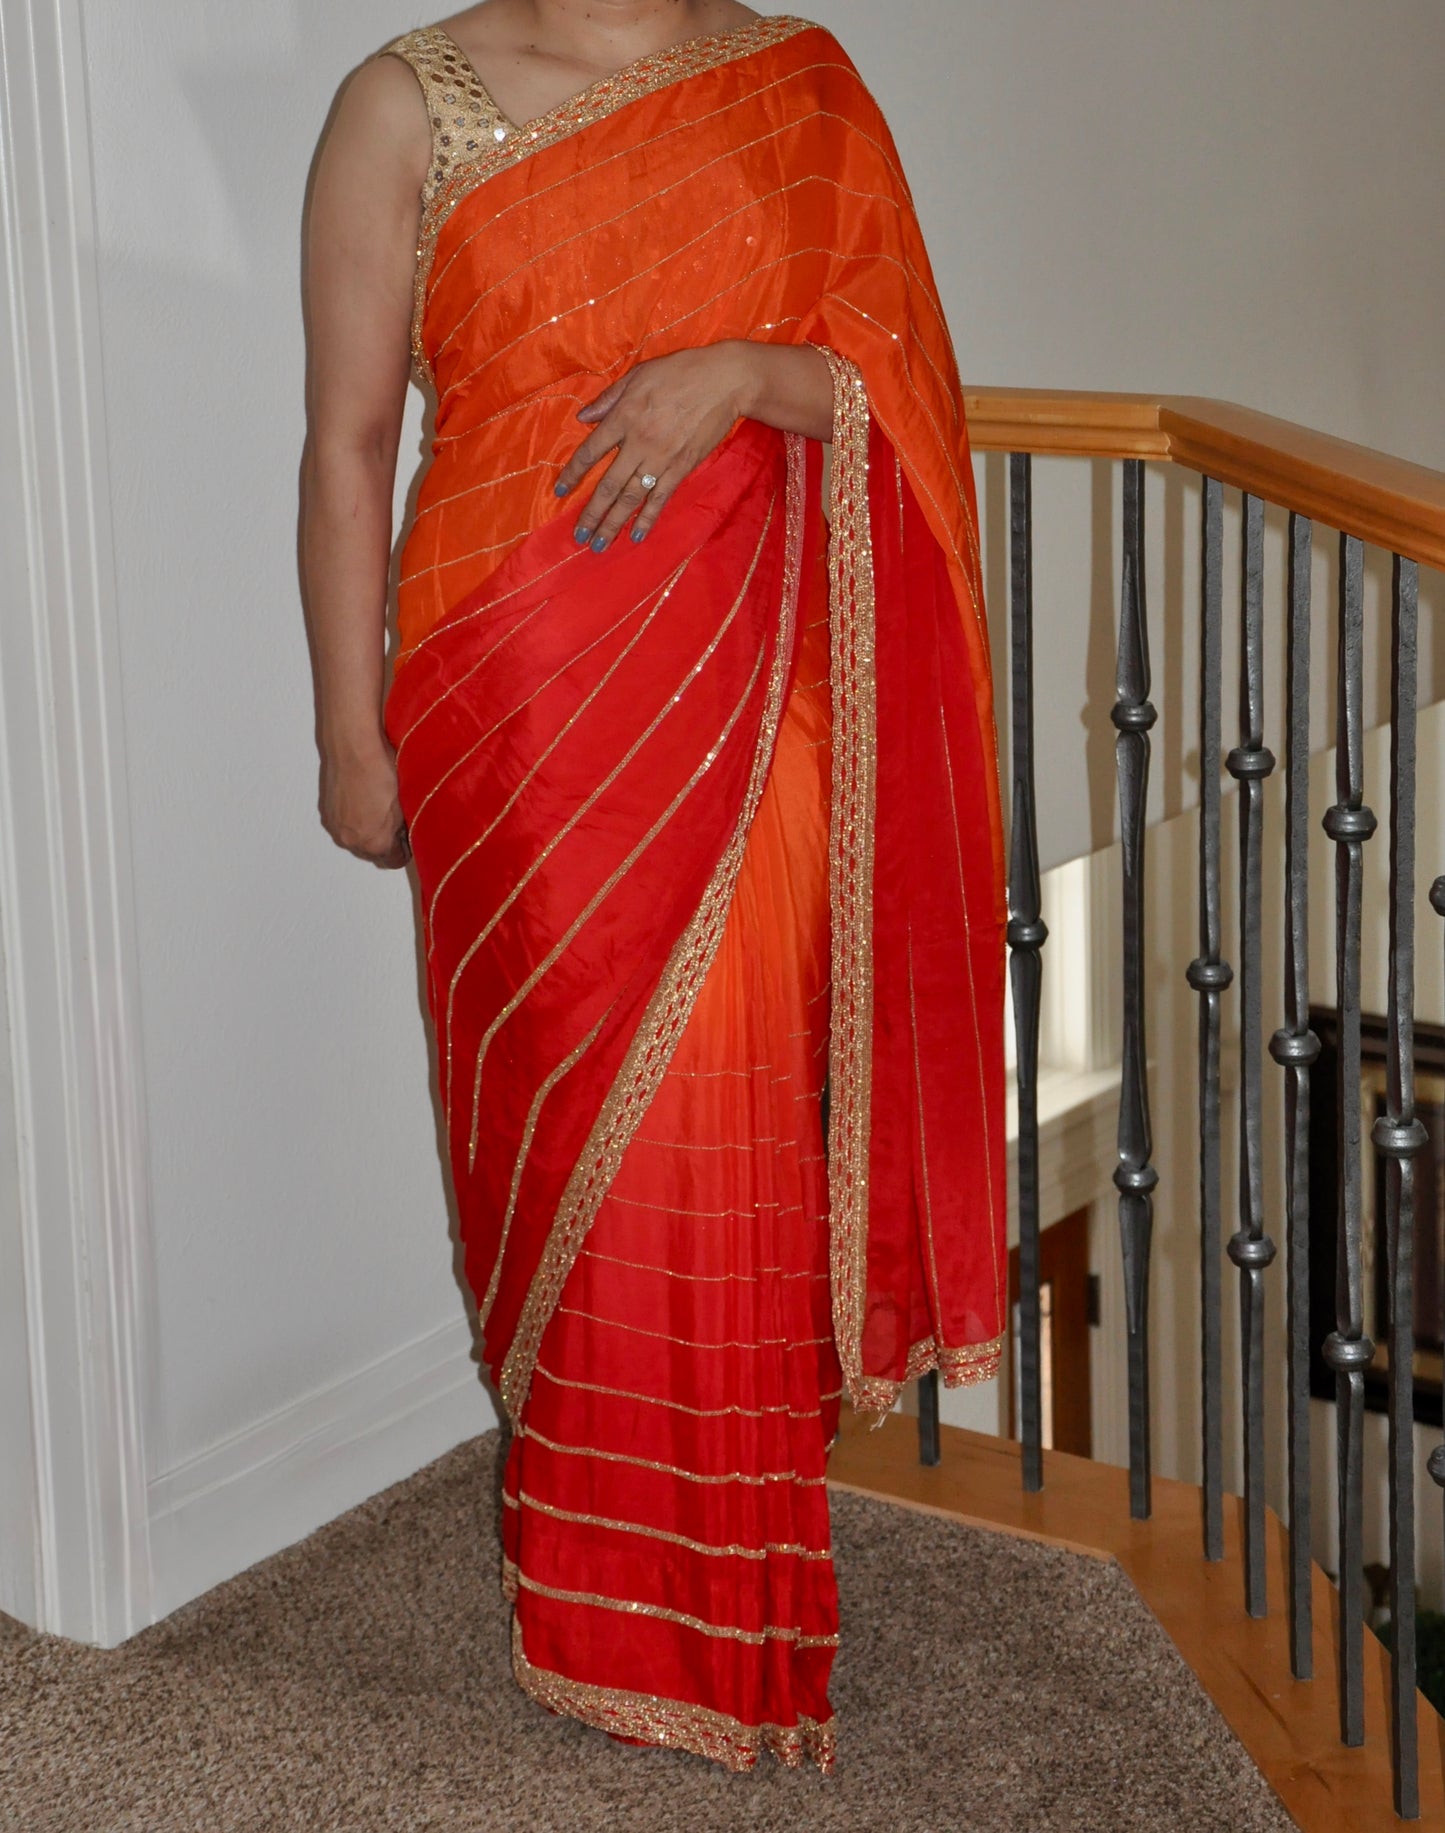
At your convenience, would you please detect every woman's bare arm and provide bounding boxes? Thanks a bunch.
[301,55,428,867]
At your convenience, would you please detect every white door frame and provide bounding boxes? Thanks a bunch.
[0,0,156,1644]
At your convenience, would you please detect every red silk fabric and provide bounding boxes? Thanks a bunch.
[387,422,815,1409]
[381,14,1008,1767]
[501,531,843,1764]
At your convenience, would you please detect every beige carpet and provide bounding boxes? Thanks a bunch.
[0,1431,1293,1832]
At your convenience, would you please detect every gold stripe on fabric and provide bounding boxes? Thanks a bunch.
[409,589,664,836]
[817,351,878,1411]
[394,544,588,688]
[512,1572,838,1647]
[463,540,778,1166]
[407,16,815,375]
[431,555,696,1115]
[598,1193,804,1220]
[399,522,548,584]
[476,1009,611,1334]
[393,593,555,763]
[425,67,909,312]
[429,383,593,449]
[405,456,559,523]
[939,708,1007,1334]
[861,384,986,629]
[511,1620,838,1774]
[426,554,695,957]
[499,436,810,1423]
[632,1134,777,1153]
[447,178,922,400]
[426,75,905,363]
[582,1250,828,1284]
[437,163,831,379]
[534,1360,842,1420]
[555,1304,834,1353]
[518,1422,827,1487]
[907,930,945,1329]
[512,1489,831,1562]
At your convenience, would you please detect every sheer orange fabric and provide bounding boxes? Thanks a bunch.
[380,15,1007,1769]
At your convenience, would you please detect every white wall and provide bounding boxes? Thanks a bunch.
[5,0,1444,1638]
[74,2,495,1621]
[812,0,1445,871]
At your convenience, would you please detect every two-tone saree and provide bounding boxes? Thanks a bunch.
[381,14,1007,1772]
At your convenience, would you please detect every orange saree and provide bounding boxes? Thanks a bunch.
[381,15,1007,1771]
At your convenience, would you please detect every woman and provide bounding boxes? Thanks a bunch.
[302,0,1006,1773]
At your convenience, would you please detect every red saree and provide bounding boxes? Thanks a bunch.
[381,15,1007,1771]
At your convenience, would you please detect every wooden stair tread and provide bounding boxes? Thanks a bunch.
[828,1415,1443,1831]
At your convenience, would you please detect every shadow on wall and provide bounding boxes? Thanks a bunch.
[295,48,493,1419]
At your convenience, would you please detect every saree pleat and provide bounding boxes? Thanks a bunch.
[502,555,841,1766]
[380,14,1009,1771]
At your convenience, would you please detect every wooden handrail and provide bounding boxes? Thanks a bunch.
[962,388,1445,572]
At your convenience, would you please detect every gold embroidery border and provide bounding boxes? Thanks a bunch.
[391,15,816,380]
[819,351,1005,1416]
[512,1619,838,1773]
[819,349,877,1410]
[850,1334,1007,1416]
[498,434,810,1424]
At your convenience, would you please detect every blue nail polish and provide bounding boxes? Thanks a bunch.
[590,535,608,553]
[575,527,591,544]
[631,527,646,542]
[554,481,570,497]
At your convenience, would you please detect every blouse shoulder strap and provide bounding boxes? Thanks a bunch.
[380,26,514,211]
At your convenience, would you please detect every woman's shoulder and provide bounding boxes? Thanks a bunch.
[328,38,434,167]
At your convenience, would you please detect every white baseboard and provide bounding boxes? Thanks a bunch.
[146,1317,496,1628]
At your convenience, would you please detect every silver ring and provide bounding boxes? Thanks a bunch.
[639,473,659,491]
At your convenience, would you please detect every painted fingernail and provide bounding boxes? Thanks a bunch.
[554,481,570,497]
[631,527,647,542]
[575,527,591,544]
[590,535,608,553]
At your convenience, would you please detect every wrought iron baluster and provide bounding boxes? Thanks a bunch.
[917,1368,941,1467]
[1321,531,1376,1747]
[1378,554,1423,1818]
[1114,458,1158,1520]
[1225,494,1277,1618]
[1187,476,1231,1563]
[1009,452,1047,1492]
[1268,513,1317,1679]
[1429,877,1445,1734]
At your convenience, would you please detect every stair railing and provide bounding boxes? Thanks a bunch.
[925,389,1445,1821]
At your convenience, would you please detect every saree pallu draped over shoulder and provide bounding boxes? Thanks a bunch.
[382,14,1007,1770]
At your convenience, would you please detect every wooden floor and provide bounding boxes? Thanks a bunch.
[828,1414,1445,1833]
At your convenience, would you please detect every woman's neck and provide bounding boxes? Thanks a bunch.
[441,0,759,129]
[516,1,750,62]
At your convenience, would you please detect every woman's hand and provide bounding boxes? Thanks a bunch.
[555,341,835,550]
[555,344,755,552]
[319,740,410,869]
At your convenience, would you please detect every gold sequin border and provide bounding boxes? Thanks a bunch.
[850,1333,1007,1417]
[818,349,878,1411]
[498,434,810,1424]
[512,1618,838,1773]
[390,16,815,381]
